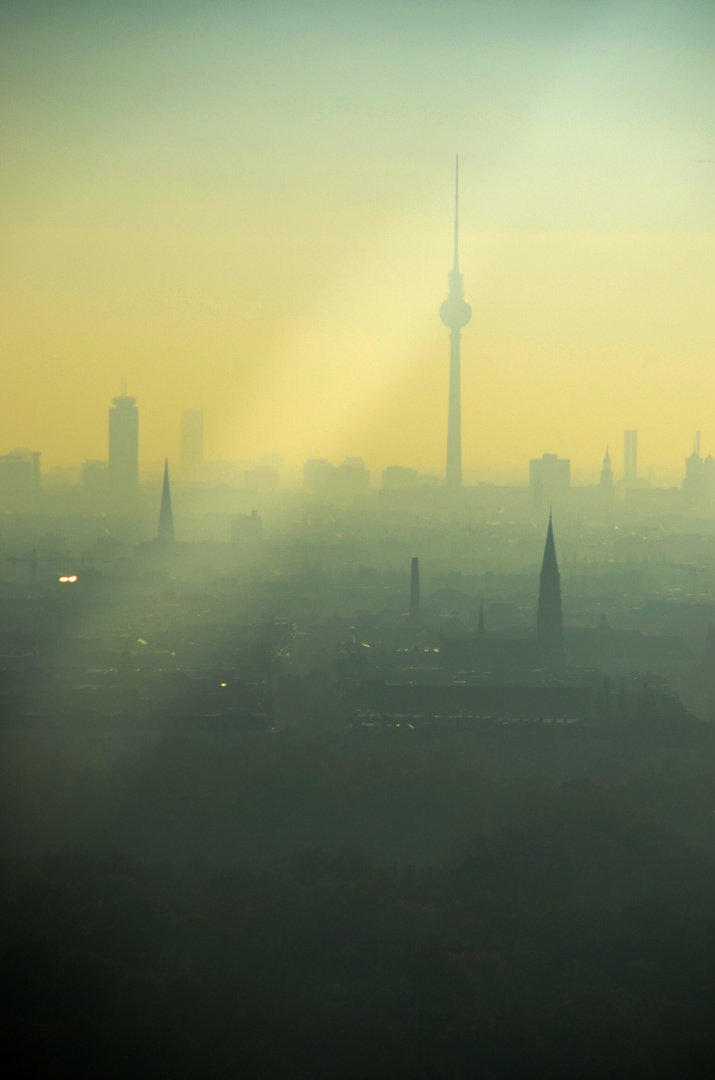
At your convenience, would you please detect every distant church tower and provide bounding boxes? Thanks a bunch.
[440,157,472,488]
[157,458,174,541]
[536,514,564,668]
[600,446,613,488]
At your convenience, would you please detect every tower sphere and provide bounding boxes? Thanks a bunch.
[440,294,472,330]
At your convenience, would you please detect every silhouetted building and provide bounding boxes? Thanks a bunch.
[354,680,598,724]
[382,466,420,490]
[681,622,715,721]
[231,510,262,544]
[303,459,334,492]
[530,454,570,510]
[683,432,715,503]
[409,557,420,625]
[705,455,715,492]
[180,409,204,478]
[439,157,471,489]
[600,446,613,488]
[257,452,283,473]
[439,518,564,674]
[244,466,279,490]
[624,429,638,484]
[81,459,107,501]
[337,458,369,495]
[157,459,174,541]
[109,389,138,504]
[565,620,691,676]
[0,449,40,509]
[537,514,564,668]
[303,458,369,496]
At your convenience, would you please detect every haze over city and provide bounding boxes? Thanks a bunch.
[5,3,715,1078]
[3,0,715,479]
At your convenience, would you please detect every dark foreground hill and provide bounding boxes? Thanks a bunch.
[3,822,715,1075]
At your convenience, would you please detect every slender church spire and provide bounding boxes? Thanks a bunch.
[157,458,174,542]
[440,156,472,489]
[600,446,613,488]
[536,513,564,667]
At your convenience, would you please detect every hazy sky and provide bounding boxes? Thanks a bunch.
[2,0,715,480]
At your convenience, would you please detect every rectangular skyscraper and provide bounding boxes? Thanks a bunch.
[108,391,138,504]
[181,409,204,477]
[529,453,570,510]
[624,430,638,484]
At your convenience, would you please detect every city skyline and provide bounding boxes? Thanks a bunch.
[3,1,715,476]
[26,387,715,490]
[52,390,715,489]
[5,7,715,1073]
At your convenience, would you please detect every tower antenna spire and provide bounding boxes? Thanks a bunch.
[453,154,460,273]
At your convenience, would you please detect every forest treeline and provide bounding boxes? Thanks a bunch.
[3,731,715,1076]
[2,727,715,869]
[2,831,715,1079]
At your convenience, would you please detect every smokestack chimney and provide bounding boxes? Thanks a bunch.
[409,557,420,625]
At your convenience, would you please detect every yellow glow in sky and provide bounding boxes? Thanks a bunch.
[2,1,715,482]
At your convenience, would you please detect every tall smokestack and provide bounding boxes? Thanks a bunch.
[409,557,420,625]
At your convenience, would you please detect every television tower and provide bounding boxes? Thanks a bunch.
[440,156,472,488]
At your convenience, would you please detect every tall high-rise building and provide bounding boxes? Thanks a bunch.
[181,409,204,477]
[439,157,472,488]
[600,446,613,488]
[108,388,138,503]
[529,453,570,510]
[624,430,638,484]
[536,514,564,668]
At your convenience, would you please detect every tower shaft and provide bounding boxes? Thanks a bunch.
[446,331,462,487]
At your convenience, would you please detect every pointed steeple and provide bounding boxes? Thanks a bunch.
[157,458,174,542]
[536,514,564,667]
[600,446,613,488]
[477,594,485,636]
[541,513,559,574]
